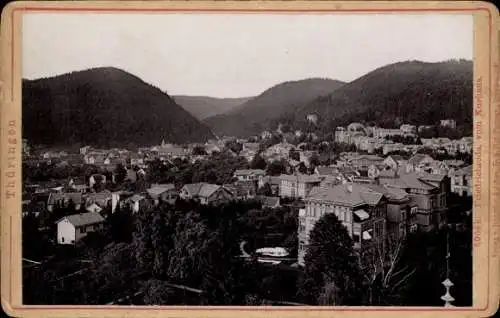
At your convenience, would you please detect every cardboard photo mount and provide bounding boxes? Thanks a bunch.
[1,1,499,317]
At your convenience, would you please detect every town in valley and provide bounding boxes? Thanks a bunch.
[22,116,473,306]
[21,12,474,308]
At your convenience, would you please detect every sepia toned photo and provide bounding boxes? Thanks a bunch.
[1,1,499,318]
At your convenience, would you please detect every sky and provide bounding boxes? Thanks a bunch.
[22,13,473,98]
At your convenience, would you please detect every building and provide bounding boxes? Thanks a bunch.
[373,127,404,139]
[379,171,449,232]
[349,155,385,171]
[258,176,281,195]
[279,174,322,199]
[306,114,318,124]
[56,212,105,245]
[383,155,405,170]
[125,194,148,213]
[450,165,472,196]
[405,154,435,173]
[298,183,387,266]
[47,192,83,212]
[259,196,281,209]
[440,119,457,129]
[146,184,178,205]
[400,124,417,135]
[233,169,266,182]
[179,183,235,205]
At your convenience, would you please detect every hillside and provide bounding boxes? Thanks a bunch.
[203,78,345,137]
[22,67,215,148]
[291,60,473,133]
[173,95,252,120]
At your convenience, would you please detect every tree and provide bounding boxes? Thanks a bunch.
[250,153,267,170]
[108,204,135,244]
[256,183,273,196]
[298,214,363,305]
[115,163,127,184]
[142,279,177,305]
[289,149,300,161]
[266,159,287,176]
[192,145,207,156]
[360,236,416,305]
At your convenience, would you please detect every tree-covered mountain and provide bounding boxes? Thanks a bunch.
[289,59,473,134]
[203,78,345,138]
[173,95,253,120]
[22,67,215,148]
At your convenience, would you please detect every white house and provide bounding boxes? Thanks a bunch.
[56,212,105,245]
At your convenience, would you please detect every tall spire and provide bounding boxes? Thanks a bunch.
[441,227,455,307]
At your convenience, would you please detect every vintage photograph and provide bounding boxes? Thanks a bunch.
[19,11,475,307]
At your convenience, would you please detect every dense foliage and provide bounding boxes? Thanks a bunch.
[173,95,251,120]
[22,67,215,148]
[289,60,472,135]
[204,78,345,137]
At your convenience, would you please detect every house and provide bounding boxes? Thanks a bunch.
[299,183,387,266]
[363,184,418,241]
[405,154,435,173]
[306,114,318,124]
[125,194,148,213]
[56,212,105,245]
[233,169,266,182]
[89,174,107,189]
[47,192,83,212]
[383,155,405,170]
[86,203,103,214]
[262,143,296,161]
[349,155,385,171]
[314,166,339,177]
[258,176,281,196]
[279,174,322,199]
[259,196,281,209]
[85,191,113,211]
[232,180,258,199]
[179,183,235,205]
[146,184,178,204]
[450,165,473,196]
[440,119,457,129]
[68,178,88,193]
[129,154,145,167]
[379,171,449,232]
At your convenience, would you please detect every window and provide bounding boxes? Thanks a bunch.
[61,237,65,243]
[410,224,418,233]
[410,207,418,215]
[353,233,361,243]
[80,226,86,234]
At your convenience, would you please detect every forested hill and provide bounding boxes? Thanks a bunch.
[203,78,345,138]
[173,95,253,120]
[289,59,473,134]
[22,67,215,148]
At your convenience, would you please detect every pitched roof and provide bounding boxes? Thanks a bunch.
[316,166,338,176]
[48,192,83,205]
[182,183,222,198]
[259,196,280,207]
[387,155,404,161]
[129,194,146,202]
[452,165,473,176]
[57,212,105,227]
[379,172,436,191]
[280,174,322,183]
[147,184,175,197]
[234,169,266,176]
[408,154,433,165]
[307,183,384,207]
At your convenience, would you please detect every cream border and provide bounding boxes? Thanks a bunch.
[1,1,499,317]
